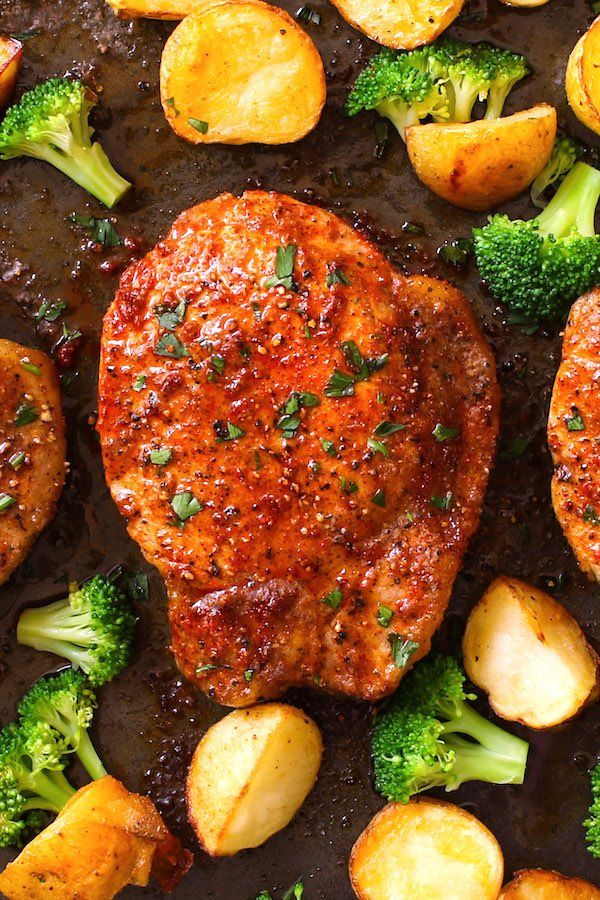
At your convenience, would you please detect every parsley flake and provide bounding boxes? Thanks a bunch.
[266,244,297,290]
[389,633,419,669]
[322,439,337,456]
[367,437,388,457]
[188,118,209,134]
[326,266,351,287]
[210,355,226,375]
[566,409,585,432]
[35,300,67,322]
[322,588,343,610]
[21,360,41,375]
[276,391,320,439]
[431,492,453,510]
[244,669,255,682]
[156,298,186,330]
[70,213,121,247]
[14,402,38,427]
[149,448,172,467]
[8,451,25,470]
[0,493,16,513]
[340,477,358,495]
[171,491,202,523]
[325,342,388,398]
[432,423,458,442]
[155,333,189,359]
[583,505,600,526]
[214,420,246,442]
[374,421,407,438]
[377,604,393,628]
[132,375,147,392]
[371,488,386,507]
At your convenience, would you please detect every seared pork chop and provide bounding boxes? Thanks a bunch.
[0,340,66,585]
[98,192,499,705]
[548,290,600,582]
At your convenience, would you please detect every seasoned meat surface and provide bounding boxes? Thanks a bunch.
[0,340,66,585]
[98,191,499,705]
[548,290,600,582]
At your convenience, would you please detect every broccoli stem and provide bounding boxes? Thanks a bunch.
[535,162,600,239]
[18,598,97,649]
[30,140,130,208]
[23,769,75,813]
[71,731,106,781]
[440,701,528,784]
[376,100,416,141]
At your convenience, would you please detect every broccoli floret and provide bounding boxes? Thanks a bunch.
[0,722,76,846]
[531,134,581,208]
[372,656,529,803]
[18,671,106,781]
[584,762,600,858]
[346,40,529,140]
[0,78,131,208]
[17,574,137,686]
[474,161,600,321]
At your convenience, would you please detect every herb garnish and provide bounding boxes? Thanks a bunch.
[210,355,226,375]
[188,118,209,134]
[297,4,320,23]
[499,435,528,462]
[438,238,473,268]
[149,448,172,467]
[374,421,406,438]
[583,505,600,526]
[432,423,458,442]
[165,96,180,116]
[322,588,343,610]
[389,633,419,669]
[171,491,202,524]
[244,669,255,682]
[14,402,38,427]
[266,244,297,291]
[374,120,389,159]
[132,375,147,392]
[431,492,453,510]
[196,663,230,674]
[214,420,246,442]
[0,493,16,513]
[371,488,386,507]
[155,333,189,358]
[377,604,393,628]
[8,452,25,470]
[282,882,304,900]
[566,408,585,431]
[325,341,388,398]
[367,437,388,457]
[340,477,358,495]
[20,360,40,376]
[70,213,122,247]
[326,266,351,287]
[276,391,320,439]
[35,300,67,322]
[156,298,186,330]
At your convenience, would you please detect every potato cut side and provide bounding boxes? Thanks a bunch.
[349,799,504,900]
[104,0,215,18]
[500,868,600,898]
[0,37,22,108]
[567,18,600,137]
[328,0,464,50]
[187,703,322,856]
[463,576,599,729]
[405,105,556,211]
[160,0,326,145]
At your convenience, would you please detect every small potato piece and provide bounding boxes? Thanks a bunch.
[0,339,66,586]
[405,105,557,211]
[328,0,464,50]
[463,576,599,729]
[0,37,22,107]
[497,0,549,6]
[160,0,326,145]
[104,0,212,18]
[500,868,600,898]
[566,17,600,137]
[187,703,322,856]
[349,798,504,900]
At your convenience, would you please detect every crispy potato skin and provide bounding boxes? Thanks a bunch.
[463,576,599,729]
[104,0,212,18]
[566,17,600,137]
[0,340,66,586]
[97,191,499,706]
[187,703,322,855]
[0,37,22,108]
[548,290,600,582]
[328,0,464,50]
[500,868,600,898]
[160,0,326,145]
[349,798,504,900]
[405,106,557,211]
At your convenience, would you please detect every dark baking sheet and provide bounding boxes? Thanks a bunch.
[0,0,599,896]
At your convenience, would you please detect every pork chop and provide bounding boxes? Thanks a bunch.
[548,289,600,582]
[97,191,499,705]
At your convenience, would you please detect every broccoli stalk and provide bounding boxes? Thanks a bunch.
[530,134,580,208]
[0,78,131,208]
[18,671,106,781]
[372,656,529,803]
[17,574,136,687]
[473,161,600,321]
[584,762,600,858]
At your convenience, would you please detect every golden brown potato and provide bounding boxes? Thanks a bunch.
[463,576,599,729]
[0,37,22,108]
[187,703,322,856]
[349,798,504,900]
[405,105,557,211]
[496,0,549,6]
[566,17,600,136]
[0,339,66,586]
[0,777,192,900]
[500,868,600,898]
[328,0,464,50]
[104,0,212,18]
[160,0,326,145]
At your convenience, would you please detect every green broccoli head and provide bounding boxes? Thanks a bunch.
[0,770,27,848]
[17,573,137,687]
[474,161,600,321]
[18,670,106,781]
[372,656,529,803]
[584,762,600,858]
[0,77,131,207]
[0,723,75,818]
[531,134,581,208]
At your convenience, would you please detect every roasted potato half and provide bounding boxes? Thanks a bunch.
[349,798,504,900]
[500,868,600,898]
[160,0,326,145]
[463,576,599,729]
[328,0,464,50]
[405,105,557,211]
[104,0,212,18]
[0,37,22,108]
[566,17,600,136]
[187,703,322,856]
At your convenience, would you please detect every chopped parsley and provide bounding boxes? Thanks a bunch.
[321,439,337,456]
[14,402,38,427]
[171,491,202,523]
[35,300,67,322]
[210,355,226,375]
[149,448,172,466]
[0,493,16,513]
[438,238,473,268]
[566,409,585,432]
[188,118,209,134]
[156,298,186,330]
[377,604,394,628]
[70,213,121,247]
[266,244,297,290]
[196,663,228,674]
[214,420,246,442]
[389,633,419,669]
[432,423,458,442]
[431,492,453,510]
[499,435,528,462]
[254,450,262,471]
[155,333,189,358]
[132,374,147,392]
[276,391,320,439]
[21,360,41,375]
[251,301,262,321]
[325,342,388,398]
[325,369,356,398]
[322,588,343,610]
[282,882,304,900]
[8,451,25,470]
[165,96,180,116]
[583,505,600,526]
[374,420,406,438]
[326,266,351,287]
[340,477,358,495]
[371,488,386,507]
[367,437,388,457]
